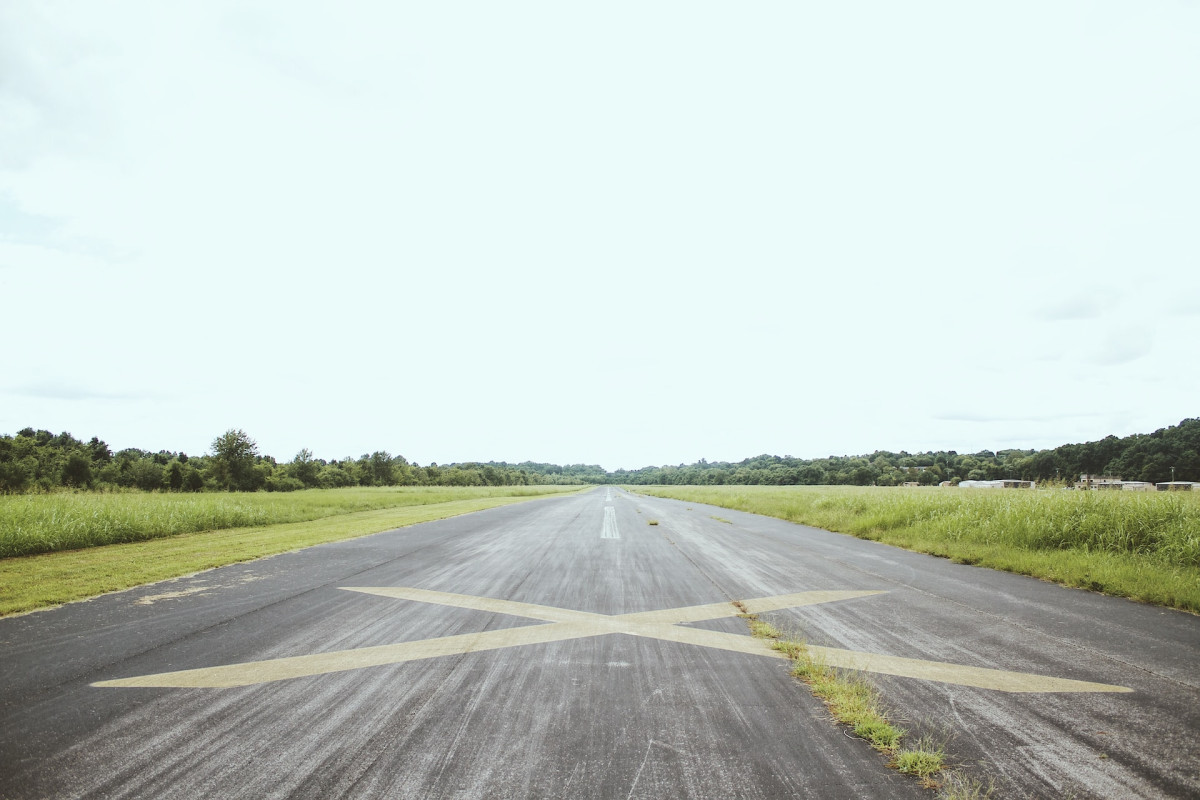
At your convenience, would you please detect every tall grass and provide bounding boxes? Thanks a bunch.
[0,486,576,558]
[637,486,1200,611]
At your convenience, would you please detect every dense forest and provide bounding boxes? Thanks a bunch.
[0,428,587,493]
[605,418,1199,486]
[0,419,1196,493]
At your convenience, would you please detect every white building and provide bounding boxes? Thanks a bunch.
[957,479,1035,489]
[1076,474,1124,490]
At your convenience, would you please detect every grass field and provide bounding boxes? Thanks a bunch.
[0,486,580,616]
[0,486,574,559]
[635,485,1200,612]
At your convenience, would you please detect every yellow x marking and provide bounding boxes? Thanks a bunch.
[92,587,1130,693]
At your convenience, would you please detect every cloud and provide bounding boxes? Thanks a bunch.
[4,381,149,401]
[1088,327,1155,366]
[1032,295,1104,322]
[934,411,1102,424]
[0,5,120,170]
[0,238,109,272]
[1167,296,1200,317]
[1028,282,1134,324]
[0,2,1196,468]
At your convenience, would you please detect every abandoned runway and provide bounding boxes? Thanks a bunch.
[2,488,1197,798]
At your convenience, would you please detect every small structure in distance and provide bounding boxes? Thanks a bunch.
[1076,474,1124,490]
[957,479,1035,489]
[1075,474,1167,492]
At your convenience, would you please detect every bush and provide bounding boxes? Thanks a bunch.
[0,461,30,493]
[182,465,205,492]
[265,474,305,493]
[317,465,356,488]
[129,459,165,492]
[163,460,185,491]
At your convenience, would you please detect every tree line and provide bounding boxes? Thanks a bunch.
[601,419,1199,487]
[0,419,1195,493]
[0,428,587,493]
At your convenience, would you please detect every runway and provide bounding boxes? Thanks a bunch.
[2,488,1196,798]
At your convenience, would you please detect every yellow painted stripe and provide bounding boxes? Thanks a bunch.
[643,626,1131,693]
[804,645,1133,694]
[90,586,1132,694]
[341,586,598,623]
[92,622,599,688]
[738,590,887,616]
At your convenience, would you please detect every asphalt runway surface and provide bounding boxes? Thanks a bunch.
[1,488,1198,798]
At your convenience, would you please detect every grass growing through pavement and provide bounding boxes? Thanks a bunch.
[640,486,1200,612]
[894,735,949,780]
[938,772,997,799]
[742,612,964,792]
[0,487,580,616]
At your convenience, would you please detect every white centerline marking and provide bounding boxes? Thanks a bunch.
[601,506,620,539]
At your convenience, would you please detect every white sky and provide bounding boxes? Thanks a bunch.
[2,2,1197,471]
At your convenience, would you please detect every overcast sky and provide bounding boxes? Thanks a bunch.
[2,2,1197,470]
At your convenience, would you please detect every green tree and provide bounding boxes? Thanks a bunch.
[210,429,260,491]
[61,452,94,488]
[163,459,185,491]
[182,463,204,491]
[363,451,396,486]
[86,437,112,464]
[289,448,320,488]
[317,463,356,488]
[0,461,30,493]
[130,458,165,491]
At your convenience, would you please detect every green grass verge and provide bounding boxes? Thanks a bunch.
[637,486,1200,612]
[0,485,577,559]
[0,489,580,616]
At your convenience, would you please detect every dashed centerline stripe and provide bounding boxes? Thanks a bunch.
[602,506,620,539]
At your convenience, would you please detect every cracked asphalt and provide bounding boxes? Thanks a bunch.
[1,488,1197,798]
